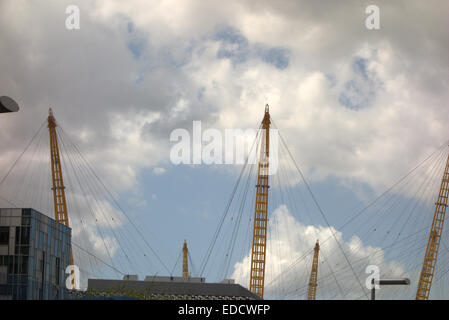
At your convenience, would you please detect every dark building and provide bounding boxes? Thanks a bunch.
[0,208,71,299]
[84,275,261,300]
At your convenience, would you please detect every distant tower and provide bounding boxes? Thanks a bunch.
[182,240,190,279]
[307,240,320,300]
[48,108,75,289]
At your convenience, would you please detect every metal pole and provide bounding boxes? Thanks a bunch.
[370,278,410,300]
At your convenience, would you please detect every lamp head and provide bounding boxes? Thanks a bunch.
[0,96,19,113]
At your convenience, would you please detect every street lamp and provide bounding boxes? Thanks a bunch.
[371,278,410,300]
[0,96,20,113]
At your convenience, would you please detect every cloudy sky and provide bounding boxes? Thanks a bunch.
[0,0,448,298]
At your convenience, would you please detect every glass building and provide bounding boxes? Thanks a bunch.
[0,208,71,300]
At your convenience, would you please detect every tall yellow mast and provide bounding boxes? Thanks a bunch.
[48,108,75,289]
[415,150,449,299]
[182,240,189,279]
[307,240,320,300]
[249,104,271,298]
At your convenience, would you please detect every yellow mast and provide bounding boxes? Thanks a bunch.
[415,150,449,299]
[249,104,271,298]
[307,240,320,300]
[182,240,189,279]
[48,108,75,289]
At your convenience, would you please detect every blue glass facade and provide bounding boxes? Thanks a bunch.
[0,208,71,300]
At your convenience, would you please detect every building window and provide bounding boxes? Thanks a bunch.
[55,257,60,285]
[14,227,30,255]
[15,245,29,255]
[39,232,43,250]
[17,256,28,274]
[20,227,30,245]
[0,255,10,266]
[21,216,30,226]
[15,226,20,245]
[41,251,46,282]
[0,227,9,245]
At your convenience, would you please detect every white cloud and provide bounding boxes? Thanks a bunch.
[152,167,166,175]
[231,205,407,299]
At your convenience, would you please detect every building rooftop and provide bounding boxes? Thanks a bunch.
[143,275,206,283]
[86,278,261,300]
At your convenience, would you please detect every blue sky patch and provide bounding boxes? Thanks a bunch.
[126,22,146,60]
[214,26,289,69]
[338,57,379,110]
[127,41,145,60]
[215,27,249,64]
[259,47,289,70]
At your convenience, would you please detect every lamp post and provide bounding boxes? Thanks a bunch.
[0,96,20,113]
[371,278,410,300]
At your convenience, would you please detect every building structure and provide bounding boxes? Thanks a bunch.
[0,208,71,299]
[85,275,260,300]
